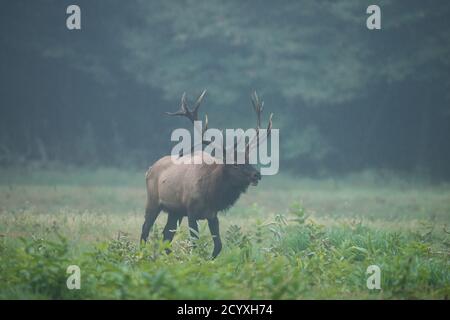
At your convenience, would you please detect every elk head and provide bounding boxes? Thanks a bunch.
[166,90,273,186]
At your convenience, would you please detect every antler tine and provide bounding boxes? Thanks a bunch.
[245,93,273,157]
[181,92,188,111]
[165,92,187,116]
[166,91,204,123]
[193,89,207,113]
[267,113,273,136]
[204,114,208,132]
[251,91,263,129]
[166,91,214,156]
[246,113,273,153]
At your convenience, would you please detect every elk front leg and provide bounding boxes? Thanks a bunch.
[208,216,222,258]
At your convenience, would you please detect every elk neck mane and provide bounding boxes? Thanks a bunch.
[205,164,250,213]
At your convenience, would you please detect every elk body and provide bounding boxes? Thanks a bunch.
[140,91,273,258]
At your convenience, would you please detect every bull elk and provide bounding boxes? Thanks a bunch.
[140,90,273,258]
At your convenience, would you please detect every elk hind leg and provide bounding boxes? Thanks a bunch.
[162,214,182,254]
[140,205,160,243]
[163,214,179,243]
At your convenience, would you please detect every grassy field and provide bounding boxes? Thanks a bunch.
[0,167,449,299]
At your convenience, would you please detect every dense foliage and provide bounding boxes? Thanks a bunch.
[1,203,449,299]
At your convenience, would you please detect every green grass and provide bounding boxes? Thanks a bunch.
[0,167,449,299]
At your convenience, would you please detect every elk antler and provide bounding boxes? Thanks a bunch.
[245,91,273,158]
[166,90,208,132]
[166,90,210,155]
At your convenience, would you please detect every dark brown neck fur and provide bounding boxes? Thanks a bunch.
[208,165,250,213]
